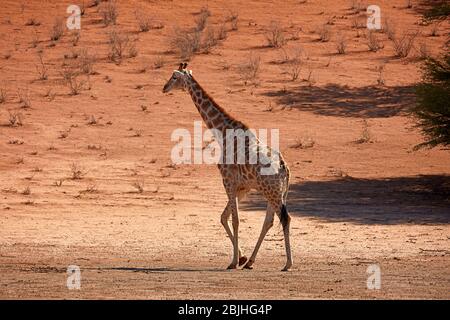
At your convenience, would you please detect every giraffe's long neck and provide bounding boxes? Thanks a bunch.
[185,76,245,133]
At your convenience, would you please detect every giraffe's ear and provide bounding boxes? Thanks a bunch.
[183,62,188,69]
[178,63,184,71]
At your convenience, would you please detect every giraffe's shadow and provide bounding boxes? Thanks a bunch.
[104,267,225,273]
[240,175,450,225]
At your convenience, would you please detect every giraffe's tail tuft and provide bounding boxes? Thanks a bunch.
[280,204,289,229]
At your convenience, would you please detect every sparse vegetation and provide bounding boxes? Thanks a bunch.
[154,55,165,69]
[8,111,23,127]
[132,178,145,193]
[391,30,419,58]
[35,52,48,80]
[78,48,96,74]
[238,53,261,83]
[170,27,201,60]
[0,88,6,104]
[70,162,87,180]
[17,87,31,108]
[99,0,118,26]
[367,30,383,52]
[376,64,385,86]
[226,10,239,31]
[50,17,64,41]
[317,24,331,42]
[354,119,371,144]
[335,34,347,54]
[265,21,287,48]
[107,29,136,63]
[413,53,450,149]
[290,137,315,149]
[195,6,211,32]
[61,67,86,95]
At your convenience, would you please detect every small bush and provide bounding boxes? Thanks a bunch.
[78,48,96,74]
[70,162,87,180]
[265,21,286,48]
[170,28,201,60]
[238,53,261,83]
[335,34,347,54]
[391,30,419,58]
[195,6,211,32]
[99,0,118,26]
[0,88,6,104]
[354,119,371,143]
[202,25,218,53]
[226,10,239,30]
[35,52,48,80]
[50,17,64,41]
[132,178,145,193]
[317,24,331,42]
[367,31,383,52]
[8,111,23,126]
[413,54,450,149]
[61,67,85,95]
[17,87,31,108]
[107,29,136,62]
[154,55,165,69]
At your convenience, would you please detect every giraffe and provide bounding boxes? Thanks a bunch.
[162,63,292,271]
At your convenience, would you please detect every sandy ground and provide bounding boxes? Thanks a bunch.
[0,0,449,299]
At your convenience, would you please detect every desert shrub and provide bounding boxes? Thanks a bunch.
[17,87,31,108]
[354,119,371,143]
[417,42,430,60]
[285,48,302,81]
[170,27,201,60]
[317,24,331,42]
[391,30,419,58]
[78,48,96,74]
[35,52,48,80]
[367,30,383,52]
[50,17,64,41]
[107,29,136,62]
[238,53,261,83]
[227,10,239,31]
[413,54,450,149]
[202,25,218,53]
[335,34,347,54]
[382,18,396,40]
[8,111,23,126]
[195,6,211,32]
[99,0,118,26]
[0,87,7,103]
[154,55,165,69]
[423,2,450,20]
[61,67,85,95]
[70,162,87,179]
[265,21,286,48]
[217,23,227,40]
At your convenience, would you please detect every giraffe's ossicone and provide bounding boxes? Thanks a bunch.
[163,63,293,271]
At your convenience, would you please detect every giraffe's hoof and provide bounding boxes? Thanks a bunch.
[243,260,254,270]
[281,266,292,272]
[238,256,248,266]
[226,263,238,270]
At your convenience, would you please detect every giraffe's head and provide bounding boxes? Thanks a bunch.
[162,62,192,93]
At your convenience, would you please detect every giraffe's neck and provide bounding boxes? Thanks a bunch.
[185,77,245,133]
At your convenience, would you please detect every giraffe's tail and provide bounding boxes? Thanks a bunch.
[279,204,289,229]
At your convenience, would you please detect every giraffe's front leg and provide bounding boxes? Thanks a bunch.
[221,205,247,267]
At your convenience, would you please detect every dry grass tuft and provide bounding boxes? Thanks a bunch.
[238,53,261,83]
[391,30,419,58]
[99,0,118,26]
[367,30,383,52]
[50,17,64,41]
[265,21,287,48]
[335,34,347,54]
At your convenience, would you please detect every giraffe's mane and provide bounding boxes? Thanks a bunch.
[190,75,249,129]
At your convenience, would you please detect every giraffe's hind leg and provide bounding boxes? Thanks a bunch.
[278,203,293,271]
[243,203,276,270]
